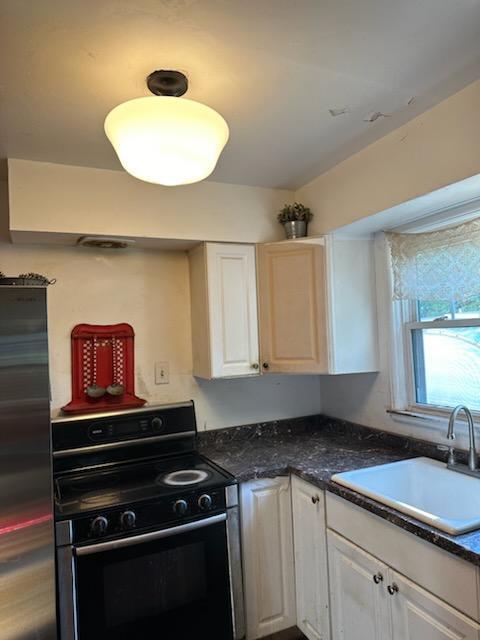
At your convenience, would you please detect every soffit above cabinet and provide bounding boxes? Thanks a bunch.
[7,159,291,248]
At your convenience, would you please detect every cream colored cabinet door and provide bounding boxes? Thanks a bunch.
[328,531,391,640]
[189,243,259,378]
[257,242,328,374]
[240,477,296,639]
[390,572,480,640]
[292,476,330,640]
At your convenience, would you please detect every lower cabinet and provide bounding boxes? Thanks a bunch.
[390,572,480,640]
[240,477,480,640]
[240,475,330,640]
[328,530,480,640]
[240,477,296,639]
[328,531,390,640]
[291,476,330,640]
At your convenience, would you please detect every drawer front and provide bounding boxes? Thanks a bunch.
[326,492,479,621]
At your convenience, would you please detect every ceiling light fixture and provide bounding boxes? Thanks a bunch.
[104,70,229,187]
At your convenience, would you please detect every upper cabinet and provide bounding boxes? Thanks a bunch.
[189,243,260,379]
[189,236,379,379]
[257,236,378,375]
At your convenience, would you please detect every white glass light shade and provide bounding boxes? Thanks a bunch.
[104,96,229,186]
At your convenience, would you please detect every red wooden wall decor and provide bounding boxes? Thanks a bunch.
[61,323,146,414]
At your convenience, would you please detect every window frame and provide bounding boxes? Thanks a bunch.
[403,317,480,416]
[372,199,480,432]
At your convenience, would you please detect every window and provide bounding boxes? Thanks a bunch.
[408,299,480,412]
[386,217,480,416]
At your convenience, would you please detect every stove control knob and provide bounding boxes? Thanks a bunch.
[90,516,108,536]
[198,494,213,511]
[120,510,136,530]
[151,417,164,432]
[173,499,188,516]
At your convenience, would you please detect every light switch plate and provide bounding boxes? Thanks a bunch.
[155,361,169,384]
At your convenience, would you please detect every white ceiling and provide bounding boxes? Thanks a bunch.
[1,0,480,189]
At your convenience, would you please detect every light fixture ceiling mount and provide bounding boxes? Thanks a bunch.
[146,69,188,97]
[104,68,229,187]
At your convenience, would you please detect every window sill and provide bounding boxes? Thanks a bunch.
[387,408,449,429]
[387,408,474,451]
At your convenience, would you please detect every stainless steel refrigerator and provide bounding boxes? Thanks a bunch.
[0,286,56,639]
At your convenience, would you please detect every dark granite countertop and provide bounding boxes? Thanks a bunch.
[198,415,480,567]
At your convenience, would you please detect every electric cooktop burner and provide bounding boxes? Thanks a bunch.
[55,453,232,518]
[159,469,211,486]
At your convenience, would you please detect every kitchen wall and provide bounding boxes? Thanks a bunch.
[298,78,480,234]
[298,79,480,448]
[0,182,322,429]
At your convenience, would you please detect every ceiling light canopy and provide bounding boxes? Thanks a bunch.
[104,70,229,187]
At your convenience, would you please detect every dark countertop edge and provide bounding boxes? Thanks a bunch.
[240,464,480,567]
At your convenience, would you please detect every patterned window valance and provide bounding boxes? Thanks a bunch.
[386,217,480,301]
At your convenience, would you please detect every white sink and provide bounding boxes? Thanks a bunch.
[331,457,480,535]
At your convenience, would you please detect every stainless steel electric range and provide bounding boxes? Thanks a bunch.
[53,402,245,640]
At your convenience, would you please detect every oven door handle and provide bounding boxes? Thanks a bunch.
[75,513,227,556]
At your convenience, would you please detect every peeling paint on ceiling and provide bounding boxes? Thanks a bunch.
[329,106,351,117]
[363,110,391,122]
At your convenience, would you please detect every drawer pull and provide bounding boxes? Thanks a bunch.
[373,573,383,584]
[387,583,399,595]
[311,495,320,504]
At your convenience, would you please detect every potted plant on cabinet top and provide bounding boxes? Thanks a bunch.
[277,202,313,239]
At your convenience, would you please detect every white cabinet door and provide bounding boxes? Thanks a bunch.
[291,476,330,640]
[390,572,480,640]
[190,242,259,379]
[207,243,259,378]
[327,531,391,640]
[240,477,296,639]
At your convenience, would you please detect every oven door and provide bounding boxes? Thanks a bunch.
[74,513,233,640]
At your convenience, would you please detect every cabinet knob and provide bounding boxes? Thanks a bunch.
[387,583,399,595]
[311,495,320,504]
[251,363,259,370]
[373,573,383,584]
[262,362,269,369]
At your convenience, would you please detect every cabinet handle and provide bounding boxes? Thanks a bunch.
[311,495,320,504]
[373,573,383,584]
[387,583,399,595]
[251,363,259,370]
[262,362,269,369]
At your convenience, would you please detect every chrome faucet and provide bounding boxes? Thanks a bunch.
[447,405,478,472]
